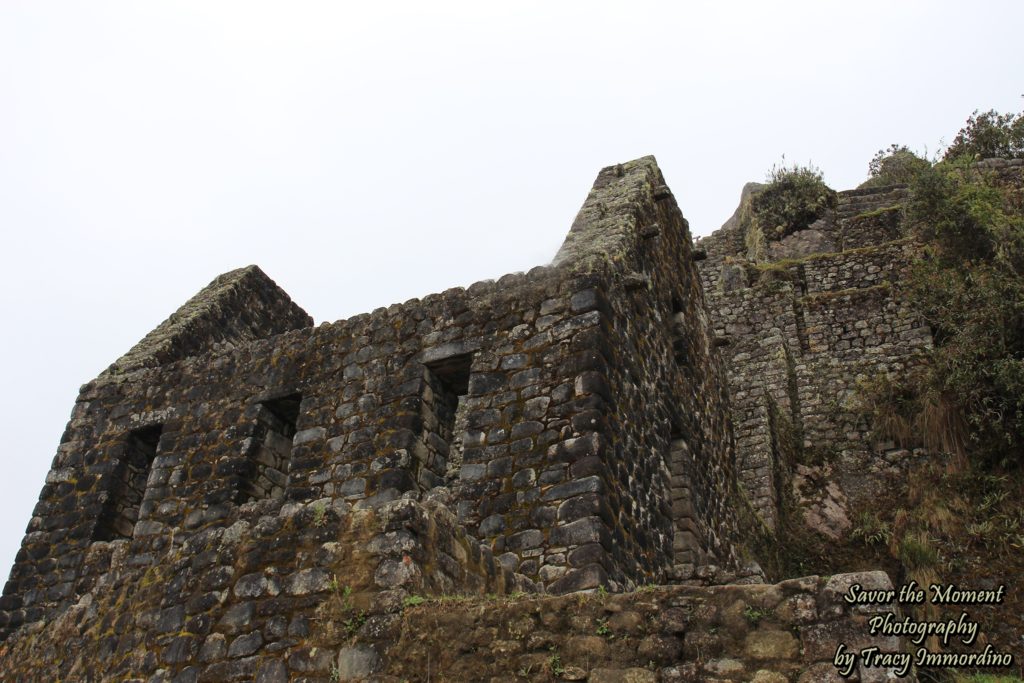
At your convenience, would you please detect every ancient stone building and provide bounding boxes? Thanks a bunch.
[694,180,935,535]
[0,156,915,681]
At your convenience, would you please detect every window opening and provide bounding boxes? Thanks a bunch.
[93,424,162,541]
[670,296,688,365]
[422,354,472,485]
[668,429,700,565]
[242,393,300,502]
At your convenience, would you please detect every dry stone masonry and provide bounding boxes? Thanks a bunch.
[0,157,917,681]
[694,180,939,536]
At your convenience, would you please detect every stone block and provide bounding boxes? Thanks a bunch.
[336,646,380,680]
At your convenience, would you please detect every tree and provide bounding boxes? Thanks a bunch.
[943,109,1024,161]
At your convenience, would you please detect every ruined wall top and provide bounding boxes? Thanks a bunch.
[104,265,314,376]
[553,156,672,270]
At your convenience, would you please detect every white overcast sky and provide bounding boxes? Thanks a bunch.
[1,1,1021,580]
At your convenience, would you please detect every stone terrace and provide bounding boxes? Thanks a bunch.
[695,183,933,533]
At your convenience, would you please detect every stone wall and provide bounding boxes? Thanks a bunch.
[0,497,526,681]
[0,157,746,659]
[695,183,933,532]
[0,545,908,682]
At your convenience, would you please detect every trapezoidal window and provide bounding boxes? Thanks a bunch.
[670,296,688,365]
[422,354,472,486]
[241,394,300,502]
[93,424,162,542]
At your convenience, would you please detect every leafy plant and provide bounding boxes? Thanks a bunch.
[403,594,426,608]
[743,605,772,626]
[851,370,969,464]
[547,650,565,676]
[312,501,329,527]
[750,161,838,243]
[852,131,1024,469]
[850,511,892,546]
[595,618,612,638]
[944,109,1024,161]
[902,158,1024,466]
[342,610,367,637]
[897,531,939,571]
[860,144,932,188]
[333,582,353,610]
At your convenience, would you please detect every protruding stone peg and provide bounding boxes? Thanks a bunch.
[622,272,649,290]
[640,223,661,239]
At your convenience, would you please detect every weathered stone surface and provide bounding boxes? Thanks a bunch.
[227,630,262,657]
[588,668,658,683]
[103,265,313,375]
[288,645,333,672]
[796,662,849,683]
[254,659,287,683]
[336,646,380,680]
[374,558,421,589]
[637,633,682,664]
[565,634,609,660]
[751,670,790,683]
[199,633,226,662]
[706,658,746,677]
[217,602,255,634]
[744,629,800,660]
[233,573,269,599]
[284,568,331,596]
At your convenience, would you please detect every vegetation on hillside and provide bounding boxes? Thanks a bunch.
[943,109,1024,161]
[906,161,1024,466]
[856,110,1024,469]
[764,109,1024,677]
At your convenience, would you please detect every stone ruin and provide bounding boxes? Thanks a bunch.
[0,155,945,681]
[694,180,934,536]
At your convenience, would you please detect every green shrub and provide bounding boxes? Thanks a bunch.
[943,109,1024,161]
[750,163,837,242]
[855,111,1024,470]
[908,158,1024,265]
[860,144,932,188]
[903,158,1024,467]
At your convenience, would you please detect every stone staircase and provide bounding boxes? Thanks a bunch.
[834,184,909,223]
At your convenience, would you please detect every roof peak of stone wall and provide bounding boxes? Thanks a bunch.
[105,156,675,381]
[103,264,313,377]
